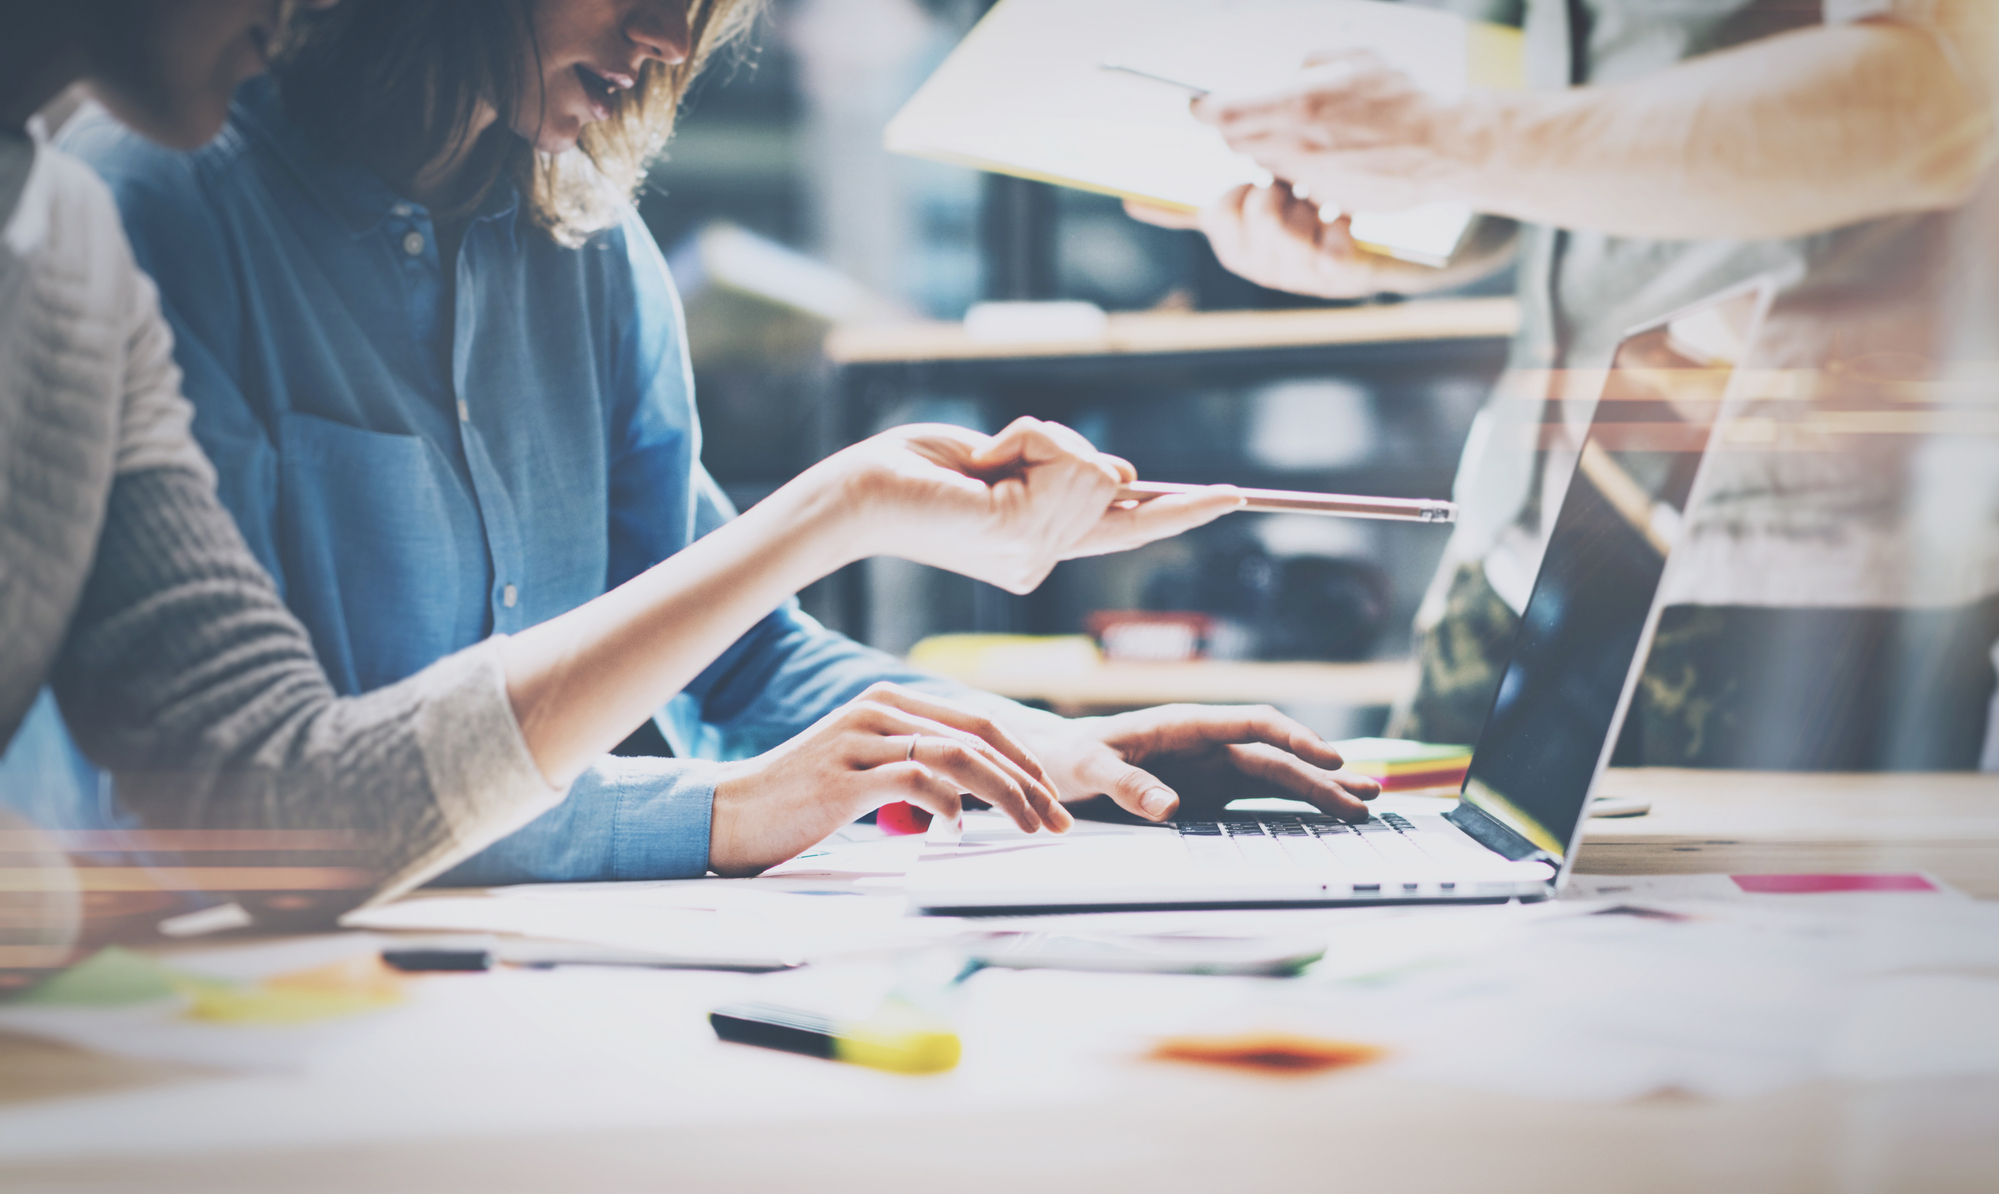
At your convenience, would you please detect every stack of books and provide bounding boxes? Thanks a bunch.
[1332,738,1472,795]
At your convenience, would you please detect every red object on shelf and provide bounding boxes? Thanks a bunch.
[877,801,933,836]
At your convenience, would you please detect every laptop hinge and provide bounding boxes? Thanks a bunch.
[1446,801,1556,867]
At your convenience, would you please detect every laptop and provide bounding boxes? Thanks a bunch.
[907,279,1775,913]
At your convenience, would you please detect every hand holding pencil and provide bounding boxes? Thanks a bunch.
[1117,480,1456,524]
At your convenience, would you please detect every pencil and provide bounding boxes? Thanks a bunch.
[1117,481,1457,524]
[1099,61,1212,97]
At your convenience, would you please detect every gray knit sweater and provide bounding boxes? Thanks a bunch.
[0,130,560,910]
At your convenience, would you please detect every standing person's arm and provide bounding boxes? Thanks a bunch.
[1198,1,1996,246]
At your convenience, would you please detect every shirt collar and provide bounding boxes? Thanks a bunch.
[231,76,521,239]
[1,122,47,257]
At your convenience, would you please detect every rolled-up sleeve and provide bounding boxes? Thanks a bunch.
[431,754,718,885]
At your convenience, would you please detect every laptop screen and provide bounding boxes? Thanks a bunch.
[1456,286,1766,864]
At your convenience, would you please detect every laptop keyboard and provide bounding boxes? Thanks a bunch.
[1175,812,1464,885]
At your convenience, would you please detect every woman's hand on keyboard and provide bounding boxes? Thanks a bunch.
[706,683,1068,877]
[1004,704,1382,822]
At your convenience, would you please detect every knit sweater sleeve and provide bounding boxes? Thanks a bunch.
[20,145,559,918]
[51,466,563,912]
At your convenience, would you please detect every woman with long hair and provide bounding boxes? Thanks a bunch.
[61,0,1378,887]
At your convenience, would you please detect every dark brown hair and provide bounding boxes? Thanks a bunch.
[273,0,762,245]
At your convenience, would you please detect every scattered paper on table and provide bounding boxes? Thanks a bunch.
[349,866,962,967]
[1565,872,1961,902]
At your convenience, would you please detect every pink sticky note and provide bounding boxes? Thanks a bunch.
[1731,873,1936,894]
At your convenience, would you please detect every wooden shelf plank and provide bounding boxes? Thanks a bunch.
[914,657,1417,712]
[826,297,1519,364]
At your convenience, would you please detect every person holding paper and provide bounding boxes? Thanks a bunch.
[53,0,1384,889]
[1136,0,1999,768]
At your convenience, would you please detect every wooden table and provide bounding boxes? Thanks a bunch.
[1,769,1994,1194]
[1580,770,1999,898]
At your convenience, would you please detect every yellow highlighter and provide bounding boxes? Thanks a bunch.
[710,999,961,1075]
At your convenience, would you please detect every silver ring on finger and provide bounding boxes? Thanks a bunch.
[905,733,922,762]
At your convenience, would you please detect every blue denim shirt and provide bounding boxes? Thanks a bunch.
[60,81,962,884]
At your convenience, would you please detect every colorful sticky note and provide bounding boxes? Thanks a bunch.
[1149,1032,1386,1075]
[183,954,404,1024]
[11,946,406,1025]
[1330,738,1473,792]
[12,947,179,1007]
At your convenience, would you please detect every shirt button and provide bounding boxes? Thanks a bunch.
[402,231,425,257]
[457,400,470,422]
[503,584,518,609]
[391,202,413,217]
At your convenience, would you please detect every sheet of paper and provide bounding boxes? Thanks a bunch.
[886,0,1518,265]
[1107,1,1472,99]
[1280,898,1999,1100]
[942,897,1999,1104]
[346,879,964,967]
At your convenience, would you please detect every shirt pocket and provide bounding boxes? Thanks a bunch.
[276,411,488,695]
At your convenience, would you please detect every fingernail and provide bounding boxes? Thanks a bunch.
[1140,789,1174,818]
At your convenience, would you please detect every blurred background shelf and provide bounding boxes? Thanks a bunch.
[910,656,1419,717]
